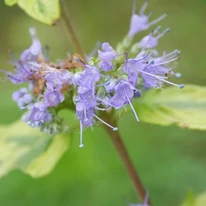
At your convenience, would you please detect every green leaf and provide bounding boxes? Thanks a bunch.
[181,191,206,206]
[181,190,196,206]
[0,120,70,178]
[25,133,69,177]
[5,0,17,6]
[132,85,206,130]
[5,0,60,25]
[197,192,206,206]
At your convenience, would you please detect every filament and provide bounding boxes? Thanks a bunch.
[93,114,118,131]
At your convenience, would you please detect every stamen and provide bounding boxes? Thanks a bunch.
[96,97,114,107]
[93,114,118,131]
[95,106,110,111]
[179,84,184,89]
[124,51,129,71]
[83,109,88,122]
[153,26,162,34]
[156,28,170,39]
[147,10,154,18]
[79,121,84,148]
[143,191,149,205]
[156,76,184,88]
[29,27,38,41]
[153,57,179,66]
[87,41,101,60]
[140,1,148,16]
[116,52,126,57]
[175,72,181,78]
[27,62,42,71]
[148,13,168,27]
[163,50,180,60]
[8,49,18,63]
[132,0,137,15]
[137,69,184,88]
[124,88,140,122]
[75,58,85,67]
[128,51,150,64]
[19,61,30,74]
[45,45,50,61]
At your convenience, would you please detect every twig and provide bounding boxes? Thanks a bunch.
[60,0,86,60]
[102,113,151,205]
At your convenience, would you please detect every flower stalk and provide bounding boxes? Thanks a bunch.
[102,112,151,205]
[60,0,86,60]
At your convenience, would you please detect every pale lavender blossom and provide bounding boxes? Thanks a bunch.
[138,27,170,49]
[20,27,42,62]
[98,42,116,61]
[44,90,64,107]
[12,88,33,109]
[3,0,184,148]
[128,1,167,37]
[45,72,64,91]
[27,102,52,127]
[100,61,113,71]
[110,82,140,122]
[105,79,116,93]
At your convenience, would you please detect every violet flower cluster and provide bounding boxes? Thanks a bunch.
[2,1,184,147]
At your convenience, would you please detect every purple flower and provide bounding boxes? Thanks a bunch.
[98,42,116,61]
[140,51,184,89]
[76,107,95,128]
[124,54,149,86]
[124,50,184,89]
[43,90,64,107]
[26,102,52,127]
[100,61,113,71]
[138,28,170,49]
[75,92,96,148]
[60,70,73,84]
[110,82,135,108]
[128,1,167,37]
[110,82,140,121]
[75,65,100,92]
[12,88,33,109]
[1,57,41,84]
[141,66,162,88]
[105,79,116,93]
[45,72,63,91]
[20,28,42,62]
[75,90,97,124]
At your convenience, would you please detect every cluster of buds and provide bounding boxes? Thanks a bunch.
[2,1,184,147]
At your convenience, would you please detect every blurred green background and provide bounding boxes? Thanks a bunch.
[0,0,206,205]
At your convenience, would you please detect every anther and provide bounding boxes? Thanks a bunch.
[79,121,84,148]
[175,73,181,78]
[179,84,184,89]
[94,114,118,131]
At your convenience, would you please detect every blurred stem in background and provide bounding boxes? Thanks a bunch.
[60,1,150,205]
[60,0,86,60]
[102,112,151,205]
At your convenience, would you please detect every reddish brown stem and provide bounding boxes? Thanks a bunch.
[60,0,86,60]
[102,113,151,205]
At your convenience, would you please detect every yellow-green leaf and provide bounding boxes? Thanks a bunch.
[132,85,206,130]
[5,0,60,25]
[197,192,206,206]
[0,120,70,178]
[181,190,196,206]
[181,191,206,206]
[5,0,17,6]
[25,133,69,178]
